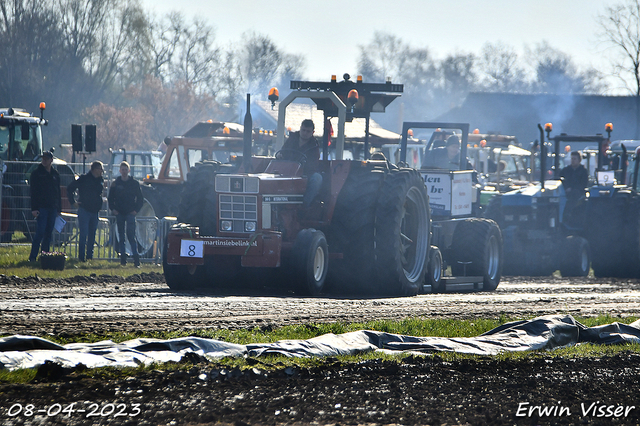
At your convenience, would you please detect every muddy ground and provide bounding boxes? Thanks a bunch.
[2,274,640,425]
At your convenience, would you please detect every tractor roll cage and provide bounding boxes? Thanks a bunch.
[400,122,470,170]
[276,91,347,160]
[537,124,609,188]
[276,77,403,161]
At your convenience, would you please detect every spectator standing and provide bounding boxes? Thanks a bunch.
[67,161,104,261]
[108,162,144,266]
[28,152,61,262]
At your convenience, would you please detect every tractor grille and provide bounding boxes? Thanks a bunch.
[215,176,259,193]
[219,195,258,233]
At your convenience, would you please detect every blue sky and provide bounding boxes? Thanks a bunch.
[141,0,626,92]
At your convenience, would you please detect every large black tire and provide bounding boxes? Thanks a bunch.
[559,236,590,277]
[427,246,444,293]
[373,169,430,296]
[177,161,220,229]
[587,192,640,278]
[290,229,329,296]
[162,238,208,290]
[451,218,503,291]
[483,194,503,224]
[141,184,184,219]
[327,168,385,294]
[619,196,640,277]
[200,185,219,237]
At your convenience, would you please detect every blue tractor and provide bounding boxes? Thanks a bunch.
[485,123,640,277]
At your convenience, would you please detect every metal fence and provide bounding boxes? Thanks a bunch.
[1,158,177,263]
[50,213,169,264]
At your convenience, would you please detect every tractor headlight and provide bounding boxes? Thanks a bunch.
[221,220,232,231]
[245,221,256,232]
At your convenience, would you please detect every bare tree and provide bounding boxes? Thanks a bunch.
[57,0,148,95]
[172,17,219,94]
[477,42,529,92]
[357,32,438,127]
[358,32,436,85]
[438,53,478,107]
[146,12,183,81]
[0,0,89,143]
[597,0,640,95]
[214,32,305,109]
[528,42,606,94]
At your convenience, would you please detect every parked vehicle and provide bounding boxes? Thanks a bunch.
[141,121,275,219]
[485,123,640,277]
[0,104,76,242]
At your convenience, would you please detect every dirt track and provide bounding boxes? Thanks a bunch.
[2,274,640,425]
[1,273,640,336]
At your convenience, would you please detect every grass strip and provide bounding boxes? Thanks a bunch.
[0,245,162,278]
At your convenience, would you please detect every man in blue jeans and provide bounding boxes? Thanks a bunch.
[67,161,104,261]
[29,151,61,262]
[108,162,144,266]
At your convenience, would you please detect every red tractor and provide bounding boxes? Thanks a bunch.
[163,75,431,296]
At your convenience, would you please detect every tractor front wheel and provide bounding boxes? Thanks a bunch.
[291,229,328,296]
[427,246,444,293]
[560,236,590,277]
[451,218,503,291]
[163,239,207,290]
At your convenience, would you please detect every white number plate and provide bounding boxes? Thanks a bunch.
[180,240,204,258]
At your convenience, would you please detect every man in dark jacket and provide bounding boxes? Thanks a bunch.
[560,151,589,225]
[281,119,322,207]
[67,161,104,261]
[29,151,61,262]
[108,161,144,266]
[560,151,589,199]
[281,119,320,175]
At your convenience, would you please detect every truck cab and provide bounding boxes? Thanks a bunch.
[0,107,45,161]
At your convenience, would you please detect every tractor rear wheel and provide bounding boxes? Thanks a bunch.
[559,236,590,277]
[373,169,430,296]
[588,193,640,278]
[327,168,385,294]
[451,218,503,291]
[178,161,220,228]
[619,195,640,277]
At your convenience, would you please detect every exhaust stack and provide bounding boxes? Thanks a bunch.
[243,94,252,172]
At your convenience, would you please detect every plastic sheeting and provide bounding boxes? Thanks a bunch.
[1,314,640,371]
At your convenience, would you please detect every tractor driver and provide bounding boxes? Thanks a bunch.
[281,119,320,173]
[560,150,588,225]
[560,151,588,199]
[281,119,322,207]
[423,135,473,171]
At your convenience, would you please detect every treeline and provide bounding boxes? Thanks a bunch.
[358,33,607,131]
[0,0,607,162]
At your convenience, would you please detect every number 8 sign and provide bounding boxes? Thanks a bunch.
[180,240,204,258]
